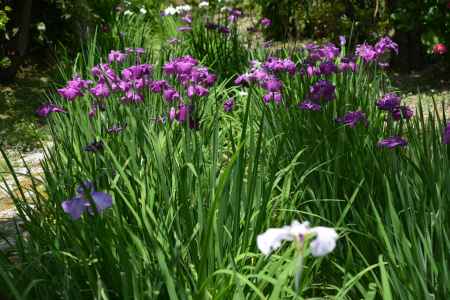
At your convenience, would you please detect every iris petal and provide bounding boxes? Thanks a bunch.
[91,192,113,212]
[61,197,88,220]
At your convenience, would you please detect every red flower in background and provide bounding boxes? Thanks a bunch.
[433,43,448,55]
[447,1,450,9]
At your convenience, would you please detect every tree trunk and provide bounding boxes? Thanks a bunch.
[16,0,33,56]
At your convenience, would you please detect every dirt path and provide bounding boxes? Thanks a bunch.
[0,149,45,251]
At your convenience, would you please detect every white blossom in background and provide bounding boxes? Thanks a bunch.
[37,22,46,31]
[163,5,177,16]
[257,220,338,257]
[123,10,133,16]
[139,7,147,15]
[163,4,192,16]
[177,5,192,13]
[199,1,209,8]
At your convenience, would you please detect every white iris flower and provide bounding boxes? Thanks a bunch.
[257,220,338,257]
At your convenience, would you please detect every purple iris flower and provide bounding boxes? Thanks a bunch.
[177,104,189,122]
[303,65,321,77]
[234,74,252,86]
[169,107,177,121]
[90,83,110,98]
[319,61,337,76]
[218,26,230,34]
[57,86,83,101]
[163,88,180,102]
[181,15,192,24]
[88,105,97,118]
[338,58,357,73]
[134,78,147,90]
[36,103,66,117]
[299,100,321,111]
[336,111,368,128]
[177,26,192,32]
[263,78,283,92]
[92,64,117,81]
[320,43,340,60]
[376,93,401,111]
[149,80,169,93]
[187,85,209,98]
[65,76,92,91]
[176,62,195,74]
[107,124,127,134]
[443,123,450,144]
[121,90,144,103]
[263,92,282,104]
[168,37,180,45]
[227,9,242,22]
[125,47,145,55]
[189,117,200,130]
[260,17,272,27]
[205,22,219,30]
[118,80,132,92]
[84,141,104,153]
[61,181,113,220]
[204,74,217,86]
[309,80,336,102]
[263,57,296,75]
[339,36,346,47]
[169,104,191,123]
[108,50,127,63]
[355,43,378,62]
[377,136,408,149]
[224,98,235,112]
[252,69,269,81]
[391,106,414,121]
[374,37,399,55]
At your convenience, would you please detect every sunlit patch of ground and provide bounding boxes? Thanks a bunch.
[390,64,450,116]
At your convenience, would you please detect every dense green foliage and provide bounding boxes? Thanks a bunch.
[0,2,449,299]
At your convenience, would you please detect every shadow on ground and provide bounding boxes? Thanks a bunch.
[389,63,450,95]
[0,63,52,152]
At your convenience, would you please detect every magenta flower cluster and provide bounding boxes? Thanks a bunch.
[300,42,355,77]
[235,57,296,104]
[299,80,336,111]
[57,76,92,101]
[355,36,398,63]
[163,55,216,98]
[162,55,216,124]
[376,93,413,121]
[374,93,412,149]
[39,49,217,132]
[336,111,368,128]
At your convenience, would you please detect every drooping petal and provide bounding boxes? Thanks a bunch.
[257,227,292,255]
[91,191,113,212]
[309,226,338,257]
[62,197,88,220]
